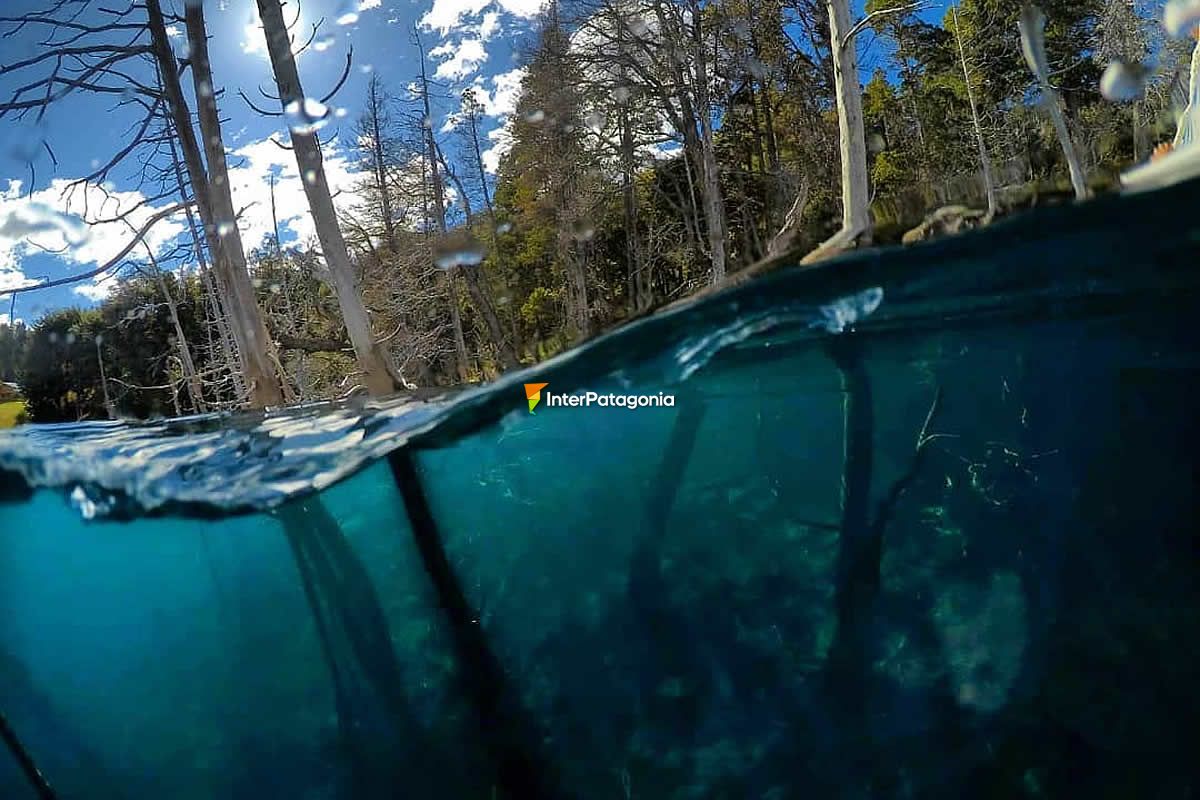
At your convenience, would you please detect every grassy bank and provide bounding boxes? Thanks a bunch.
[0,399,25,428]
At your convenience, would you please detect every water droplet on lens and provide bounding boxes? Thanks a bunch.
[432,231,487,269]
[335,1,360,25]
[9,119,48,163]
[269,283,281,294]
[285,97,331,134]
[495,221,513,234]
[198,81,213,98]
[868,133,886,153]
[613,85,632,103]
[304,169,317,184]
[0,203,90,247]
[1164,0,1200,38]
[216,221,235,236]
[1100,61,1147,102]
[570,219,595,242]
[313,35,336,52]
[585,110,606,132]
[523,109,545,123]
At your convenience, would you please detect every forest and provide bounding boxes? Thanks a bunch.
[0,0,1193,422]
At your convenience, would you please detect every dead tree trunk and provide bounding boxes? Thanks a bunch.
[166,121,247,404]
[953,6,998,219]
[415,29,471,382]
[148,0,284,407]
[257,0,404,397]
[145,249,206,414]
[827,0,870,239]
[365,76,399,253]
[464,93,525,361]
[437,150,520,371]
[615,22,650,312]
[686,0,728,284]
[1019,4,1089,200]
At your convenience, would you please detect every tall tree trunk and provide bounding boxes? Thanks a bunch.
[1018,5,1089,200]
[366,76,399,252]
[466,104,524,360]
[185,6,295,402]
[148,0,283,407]
[437,148,520,371]
[619,100,649,312]
[95,337,116,419]
[166,121,246,403]
[793,0,871,265]
[257,0,404,397]
[147,251,206,414]
[414,29,470,382]
[953,7,998,219]
[446,279,471,382]
[828,0,871,236]
[689,0,729,284]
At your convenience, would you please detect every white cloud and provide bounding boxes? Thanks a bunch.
[0,312,22,326]
[469,67,525,117]
[421,0,546,35]
[481,124,513,174]
[0,178,186,299]
[165,24,182,38]
[358,0,382,9]
[420,0,491,35]
[72,272,121,302]
[433,38,488,80]
[463,68,527,173]
[225,135,365,251]
[479,11,501,39]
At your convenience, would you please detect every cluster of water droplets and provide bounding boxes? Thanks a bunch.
[335,0,363,27]
[0,202,90,249]
[1100,0,1200,104]
[433,231,487,270]
[285,97,332,135]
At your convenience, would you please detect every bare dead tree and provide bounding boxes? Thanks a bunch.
[173,0,286,404]
[0,0,285,408]
[413,26,471,382]
[255,0,407,396]
[1019,4,1089,200]
[952,5,998,220]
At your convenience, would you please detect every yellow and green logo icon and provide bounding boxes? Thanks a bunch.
[524,382,549,413]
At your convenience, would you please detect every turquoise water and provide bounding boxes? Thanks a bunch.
[2,181,1199,798]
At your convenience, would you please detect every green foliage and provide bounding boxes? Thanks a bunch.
[20,307,107,422]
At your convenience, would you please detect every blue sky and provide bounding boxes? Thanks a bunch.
[0,0,930,326]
